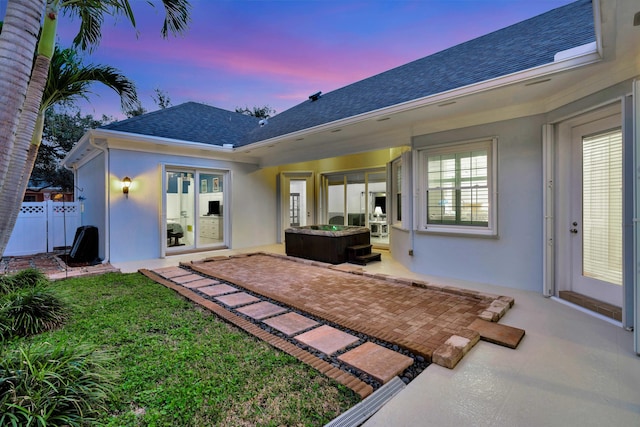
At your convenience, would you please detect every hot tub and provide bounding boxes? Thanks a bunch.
[284,225,370,264]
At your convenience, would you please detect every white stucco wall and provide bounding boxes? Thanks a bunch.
[75,151,106,261]
[409,115,545,291]
[93,147,278,264]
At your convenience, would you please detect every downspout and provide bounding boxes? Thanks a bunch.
[89,135,110,264]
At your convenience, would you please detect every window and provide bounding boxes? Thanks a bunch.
[419,138,496,235]
[391,157,402,227]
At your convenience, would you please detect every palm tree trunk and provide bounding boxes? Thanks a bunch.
[0,55,51,256]
[0,0,45,194]
[0,1,54,257]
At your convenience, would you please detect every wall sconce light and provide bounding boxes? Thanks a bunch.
[122,176,132,198]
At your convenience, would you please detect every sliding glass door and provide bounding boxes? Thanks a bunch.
[165,168,226,254]
[323,167,388,246]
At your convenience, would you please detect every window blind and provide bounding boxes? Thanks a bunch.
[582,129,623,286]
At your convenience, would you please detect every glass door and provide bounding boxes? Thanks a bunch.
[165,169,226,253]
[323,167,388,246]
[570,119,623,307]
[166,170,195,250]
[198,172,225,246]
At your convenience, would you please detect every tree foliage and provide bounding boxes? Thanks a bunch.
[31,109,112,192]
[235,105,276,119]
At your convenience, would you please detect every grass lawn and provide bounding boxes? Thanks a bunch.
[7,272,359,426]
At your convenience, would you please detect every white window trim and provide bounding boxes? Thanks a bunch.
[416,137,498,237]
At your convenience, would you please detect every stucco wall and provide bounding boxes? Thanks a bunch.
[410,115,545,291]
[101,148,278,263]
[75,151,106,261]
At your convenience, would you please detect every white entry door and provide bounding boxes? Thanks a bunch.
[570,116,623,307]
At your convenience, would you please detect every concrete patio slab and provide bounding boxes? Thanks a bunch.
[338,342,413,384]
[295,325,360,355]
[214,292,260,307]
[236,301,288,320]
[263,312,319,336]
[181,278,219,289]
[199,283,238,296]
[157,268,193,279]
[171,273,206,284]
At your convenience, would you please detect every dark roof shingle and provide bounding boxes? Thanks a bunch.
[101,102,258,146]
[101,0,594,147]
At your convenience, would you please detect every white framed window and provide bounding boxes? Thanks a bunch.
[418,138,497,236]
[391,157,403,228]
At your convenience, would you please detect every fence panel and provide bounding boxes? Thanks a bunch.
[4,201,81,257]
[47,202,81,252]
[5,203,48,256]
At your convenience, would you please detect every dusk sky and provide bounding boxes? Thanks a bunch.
[2,0,577,120]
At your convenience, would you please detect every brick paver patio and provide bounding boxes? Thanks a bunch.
[142,252,521,398]
[188,253,514,361]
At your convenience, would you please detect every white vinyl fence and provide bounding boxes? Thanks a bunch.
[4,201,81,256]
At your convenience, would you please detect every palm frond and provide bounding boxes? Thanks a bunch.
[159,0,191,38]
[42,47,139,113]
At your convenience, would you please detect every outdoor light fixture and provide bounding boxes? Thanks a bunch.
[121,176,131,198]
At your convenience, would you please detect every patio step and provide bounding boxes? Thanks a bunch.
[347,244,381,265]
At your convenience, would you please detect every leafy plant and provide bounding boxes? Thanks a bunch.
[1,286,68,340]
[0,268,48,295]
[0,342,115,427]
[0,269,67,340]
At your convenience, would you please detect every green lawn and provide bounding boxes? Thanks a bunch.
[9,272,359,426]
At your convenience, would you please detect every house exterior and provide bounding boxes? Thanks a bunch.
[63,0,640,348]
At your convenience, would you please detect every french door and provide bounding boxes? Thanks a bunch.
[569,117,623,307]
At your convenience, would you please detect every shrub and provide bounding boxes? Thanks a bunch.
[0,269,67,340]
[0,342,115,427]
[0,286,68,339]
[12,268,49,289]
[0,269,47,295]
[0,274,15,295]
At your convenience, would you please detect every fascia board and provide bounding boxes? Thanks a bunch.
[76,128,261,165]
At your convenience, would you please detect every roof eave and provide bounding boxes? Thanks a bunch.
[240,41,601,152]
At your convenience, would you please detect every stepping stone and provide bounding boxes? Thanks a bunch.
[155,267,191,279]
[236,301,288,320]
[467,318,525,349]
[295,325,359,355]
[199,283,238,296]
[338,342,413,384]
[172,273,205,285]
[181,278,219,289]
[215,292,260,308]
[263,312,319,336]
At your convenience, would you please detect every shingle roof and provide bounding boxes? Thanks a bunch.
[101,0,594,148]
[101,102,259,146]
[243,0,595,144]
